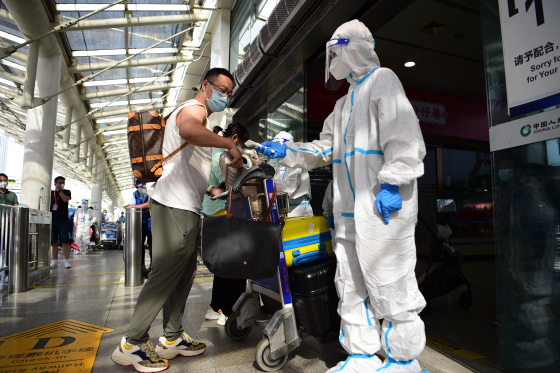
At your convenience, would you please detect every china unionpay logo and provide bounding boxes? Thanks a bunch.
[520,124,532,137]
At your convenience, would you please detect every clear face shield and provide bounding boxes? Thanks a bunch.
[325,38,349,91]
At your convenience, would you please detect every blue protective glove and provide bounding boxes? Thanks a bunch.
[326,215,335,230]
[255,141,286,159]
[375,184,402,224]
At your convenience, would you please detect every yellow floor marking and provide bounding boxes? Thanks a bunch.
[0,320,113,372]
[36,276,213,288]
[51,272,124,276]
[35,282,125,288]
[426,336,485,360]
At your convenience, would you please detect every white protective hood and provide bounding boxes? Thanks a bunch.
[330,19,380,81]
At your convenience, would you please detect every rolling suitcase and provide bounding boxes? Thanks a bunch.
[282,215,333,267]
[288,258,339,339]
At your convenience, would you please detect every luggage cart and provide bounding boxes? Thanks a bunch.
[100,222,118,250]
[223,174,338,372]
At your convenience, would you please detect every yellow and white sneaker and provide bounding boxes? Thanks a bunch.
[155,332,206,360]
[111,336,168,372]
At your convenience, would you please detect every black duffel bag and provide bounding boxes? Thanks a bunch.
[201,169,283,279]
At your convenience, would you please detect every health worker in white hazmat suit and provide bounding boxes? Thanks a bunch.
[272,131,314,218]
[256,20,427,373]
[74,200,97,255]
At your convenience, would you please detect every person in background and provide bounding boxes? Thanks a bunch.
[0,172,18,282]
[101,209,108,222]
[256,20,427,373]
[111,67,243,373]
[50,176,72,269]
[89,206,99,247]
[204,122,251,327]
[498,163,558,369]
[118,212,126,222]
[0,173,18,206]
[74,200,97,255]
[125,181,152,278]
[271,131,313,218]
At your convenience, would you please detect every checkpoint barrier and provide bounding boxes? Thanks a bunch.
[124,208,142,287]
[0,205,51,293]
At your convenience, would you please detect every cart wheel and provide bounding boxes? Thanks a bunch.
[225,314,252,341]
[255,338,288,372]
[459,291,473,310]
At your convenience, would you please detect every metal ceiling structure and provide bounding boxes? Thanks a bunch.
[0,0,221,205]
[0,0,487,208]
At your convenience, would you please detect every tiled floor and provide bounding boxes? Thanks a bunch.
[0,249,480,372]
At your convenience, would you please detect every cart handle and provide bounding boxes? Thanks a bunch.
[226,184,277,223]
[231,163,275,193]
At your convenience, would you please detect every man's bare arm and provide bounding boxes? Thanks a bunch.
[176,105,243,168]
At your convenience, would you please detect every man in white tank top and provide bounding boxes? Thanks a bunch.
[112,68,243,373]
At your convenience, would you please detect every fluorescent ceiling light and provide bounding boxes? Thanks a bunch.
[72,48,178,57]
[90,99,155,108]
[57,4,190,12]
[96,117,127,124]
[83,77,170,87]
[404,61,416,67]
[267,118,289,128]
[0,59,25,72]
[0,78,17,87]
[103,129,128,135]
[0,31,25,44]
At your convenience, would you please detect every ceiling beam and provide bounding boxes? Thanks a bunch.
[64,14,207,31]
[81,83,181,100]
[70,55,192,73]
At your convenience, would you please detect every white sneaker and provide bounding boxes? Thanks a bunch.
[205,306,220,320]
[50,260,57,268]
[111,336,168,372]
[64,260,71,269]
[217,311,228,326]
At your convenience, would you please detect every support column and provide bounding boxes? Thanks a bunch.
[62,105,73,150]
[208,8,231,129]
[108,200,114,222]
[20,51,62,209]
[81,137,88,171]
[90,154,104,229]
[72,123,82,163]
[87,140,94,178]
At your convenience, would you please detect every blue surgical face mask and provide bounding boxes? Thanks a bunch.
[498,169,514,182]
[205,84,228,113]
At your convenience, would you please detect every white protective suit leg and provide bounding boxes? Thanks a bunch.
[328,237,383,372]
[377,318,426,372]
[356,206,426,372]
[76,228,88,254]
